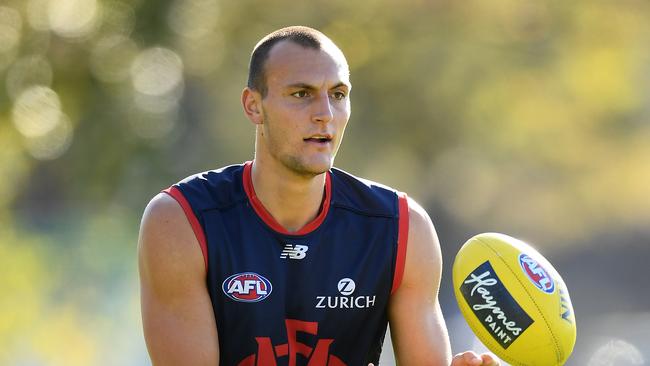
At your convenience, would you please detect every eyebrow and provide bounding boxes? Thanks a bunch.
[285,82,350,90]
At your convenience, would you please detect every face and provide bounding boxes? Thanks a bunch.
[247,40,351,177]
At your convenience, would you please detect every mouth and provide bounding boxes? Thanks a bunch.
[303,134,333,144]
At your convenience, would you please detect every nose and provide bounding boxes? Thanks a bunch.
[311,93,333,124]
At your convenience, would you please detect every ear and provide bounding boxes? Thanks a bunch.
[241,87,264,125]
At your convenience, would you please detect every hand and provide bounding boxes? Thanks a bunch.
[368,351,499,366]
[451,351,500,365]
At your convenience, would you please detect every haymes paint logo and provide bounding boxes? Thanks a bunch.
[460,261,534,349]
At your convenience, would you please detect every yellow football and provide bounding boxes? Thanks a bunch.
[452,233,576,366]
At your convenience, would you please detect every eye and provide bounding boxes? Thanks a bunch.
[331,91,347,100]
[291,90,310,98]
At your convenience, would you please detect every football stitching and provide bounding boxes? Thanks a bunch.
[478,237,563,364]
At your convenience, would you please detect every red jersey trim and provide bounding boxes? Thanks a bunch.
[162,186,209,271]
[391,193,409,294]
[242,161,331,236]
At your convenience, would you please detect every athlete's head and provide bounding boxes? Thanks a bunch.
[247,26,349,98]
[242,26,351,177]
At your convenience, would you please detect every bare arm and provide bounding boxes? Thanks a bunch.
[388,198,452,365]
[138,193,219,365]
[388,198,498,366]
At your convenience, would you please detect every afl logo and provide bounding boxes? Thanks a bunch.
[519,254,555,294]
[222,272,272,303]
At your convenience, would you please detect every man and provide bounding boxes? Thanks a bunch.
[138,26,498,366]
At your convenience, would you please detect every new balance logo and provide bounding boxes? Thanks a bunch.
[280,244,308,259]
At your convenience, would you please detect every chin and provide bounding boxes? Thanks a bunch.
[299,164,331,177]
[285,157,332,177]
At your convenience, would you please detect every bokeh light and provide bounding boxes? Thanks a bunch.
[90,35,138,83]
[5,55,53,100]
[25,0,49,31]
[12,86,64,138]
[588,339,645,366]
[23,114,73,161]
[130,47,185,113]
[0,6,21,51]
[100,1,135,36]
[47,0,101,39]
[127,108,178,140]
[11,85,74,160]
[168,0,224,76]
[168,0,220,40]
[0,6,22,72]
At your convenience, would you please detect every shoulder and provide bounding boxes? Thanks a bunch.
[142,191,187,223]
[138,192,206,294]
[406,197,436,241]
[138,192,203,266]
[402,196,443,288]
[329,167,401,216]
[173,163,248,210]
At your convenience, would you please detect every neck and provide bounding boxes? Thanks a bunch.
[250,159,327,233]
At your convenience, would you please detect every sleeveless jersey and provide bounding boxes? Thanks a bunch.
[164,161,409,366]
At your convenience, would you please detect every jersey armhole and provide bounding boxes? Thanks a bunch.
[391,192,409,294]
[162,186,209,271]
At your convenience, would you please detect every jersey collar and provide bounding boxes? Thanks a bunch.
[242,161,331,236]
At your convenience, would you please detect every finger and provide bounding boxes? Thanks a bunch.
[452,351,482,365]
[480,353,500,366]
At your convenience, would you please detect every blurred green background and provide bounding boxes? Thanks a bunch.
[1,0,649,365]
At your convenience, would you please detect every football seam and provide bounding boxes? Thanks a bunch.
[478,237,563,364]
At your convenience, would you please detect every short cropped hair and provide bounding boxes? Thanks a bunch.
[247,26,343,97]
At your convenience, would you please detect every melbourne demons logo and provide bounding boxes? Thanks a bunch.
[222,272,272,302]
[519,254,555,294]
[238,319,346,366]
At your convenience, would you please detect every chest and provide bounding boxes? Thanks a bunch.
[202,206,397,311]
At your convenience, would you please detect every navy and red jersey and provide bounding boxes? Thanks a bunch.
[163,161,408,366]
